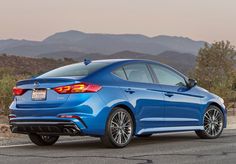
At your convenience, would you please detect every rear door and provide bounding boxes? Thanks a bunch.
[114,63,165,132]
[149,64,202,127]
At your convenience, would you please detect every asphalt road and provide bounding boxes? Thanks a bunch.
[0,129,236,164]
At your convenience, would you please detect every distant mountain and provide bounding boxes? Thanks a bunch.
[38,50,196,74]
[0,30,206,56]
[0,39,38,51]
[151,35,206,55]
[155,51,196,74]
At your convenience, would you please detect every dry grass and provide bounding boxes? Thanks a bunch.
[0,115,8,124]
[227,115,236,129]
[0,115,17,138]
[0,124,12,138]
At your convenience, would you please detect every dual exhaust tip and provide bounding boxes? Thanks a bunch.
[63,127,80,135]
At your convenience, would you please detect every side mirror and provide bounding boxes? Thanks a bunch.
[187,79,197,88]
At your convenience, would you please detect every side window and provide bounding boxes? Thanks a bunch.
[113,67,127,80]
[123,64,153,83]
[150,64,186,86]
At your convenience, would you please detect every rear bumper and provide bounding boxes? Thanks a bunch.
[10,120,81,136]
[9,92,110,136]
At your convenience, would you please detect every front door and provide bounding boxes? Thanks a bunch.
[149,64,202,128]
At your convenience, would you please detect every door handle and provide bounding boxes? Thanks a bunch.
[164,92,174,97]
[125,88,135,94]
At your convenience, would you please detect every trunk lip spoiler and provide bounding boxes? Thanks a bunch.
[16,76,84,86]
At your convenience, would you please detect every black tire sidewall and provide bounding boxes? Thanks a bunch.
[28,133,59,146]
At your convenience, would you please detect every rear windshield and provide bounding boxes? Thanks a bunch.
[38,62,111,78]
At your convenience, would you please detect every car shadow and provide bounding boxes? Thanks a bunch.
[23,132,201,150]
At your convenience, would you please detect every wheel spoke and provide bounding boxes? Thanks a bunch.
[111,121,119,127]
[121,112,125,123]
[214,110,219,118]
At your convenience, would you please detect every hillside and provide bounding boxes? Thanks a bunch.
[38,50,196,75]
[0,51,195,76]
[0,54,75,76]
[0,30,206,56]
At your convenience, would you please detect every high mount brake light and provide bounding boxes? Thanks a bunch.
[53,82,102,94]
[12,87,26,96]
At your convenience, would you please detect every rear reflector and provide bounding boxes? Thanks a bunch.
[58,114,80,119]
[13,87,26,96]
[53,82,102,94]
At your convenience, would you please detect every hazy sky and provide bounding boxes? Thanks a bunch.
[0,0,235,44]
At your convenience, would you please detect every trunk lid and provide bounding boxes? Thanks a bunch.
[15,77,83,108]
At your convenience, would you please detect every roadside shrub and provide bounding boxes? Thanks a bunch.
[0,74,27,115]
[193,41,236,108]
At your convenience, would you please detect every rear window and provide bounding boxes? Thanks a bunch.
[113,68,127,80]
[38,62,111,78]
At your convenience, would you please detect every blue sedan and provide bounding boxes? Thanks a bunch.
[9,59,227,148]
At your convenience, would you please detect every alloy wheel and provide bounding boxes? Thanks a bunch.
[110,111,132,145]
[203,108,223,137]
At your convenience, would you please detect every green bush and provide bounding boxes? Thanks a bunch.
[193,41,236,108]
[0,74,27,115]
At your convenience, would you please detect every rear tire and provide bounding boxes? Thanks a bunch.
[28,133,59,146]
[101,107,134,148]
[195,105,224,139]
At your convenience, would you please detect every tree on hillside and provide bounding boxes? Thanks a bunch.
[194,41,236,107]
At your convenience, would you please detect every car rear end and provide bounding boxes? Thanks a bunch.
[9,61,112,137]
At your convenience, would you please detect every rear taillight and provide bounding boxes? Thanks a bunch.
[13,87,26,96]
[53,82,102,94]
[8,114,16,119]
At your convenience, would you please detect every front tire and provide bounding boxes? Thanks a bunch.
[101,107,134,148]
[28,134,59,146]
[195,105,224,139]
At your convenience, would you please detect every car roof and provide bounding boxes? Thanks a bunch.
[92,58,161,64]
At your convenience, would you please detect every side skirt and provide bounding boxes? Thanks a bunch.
[137,126,204,135]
